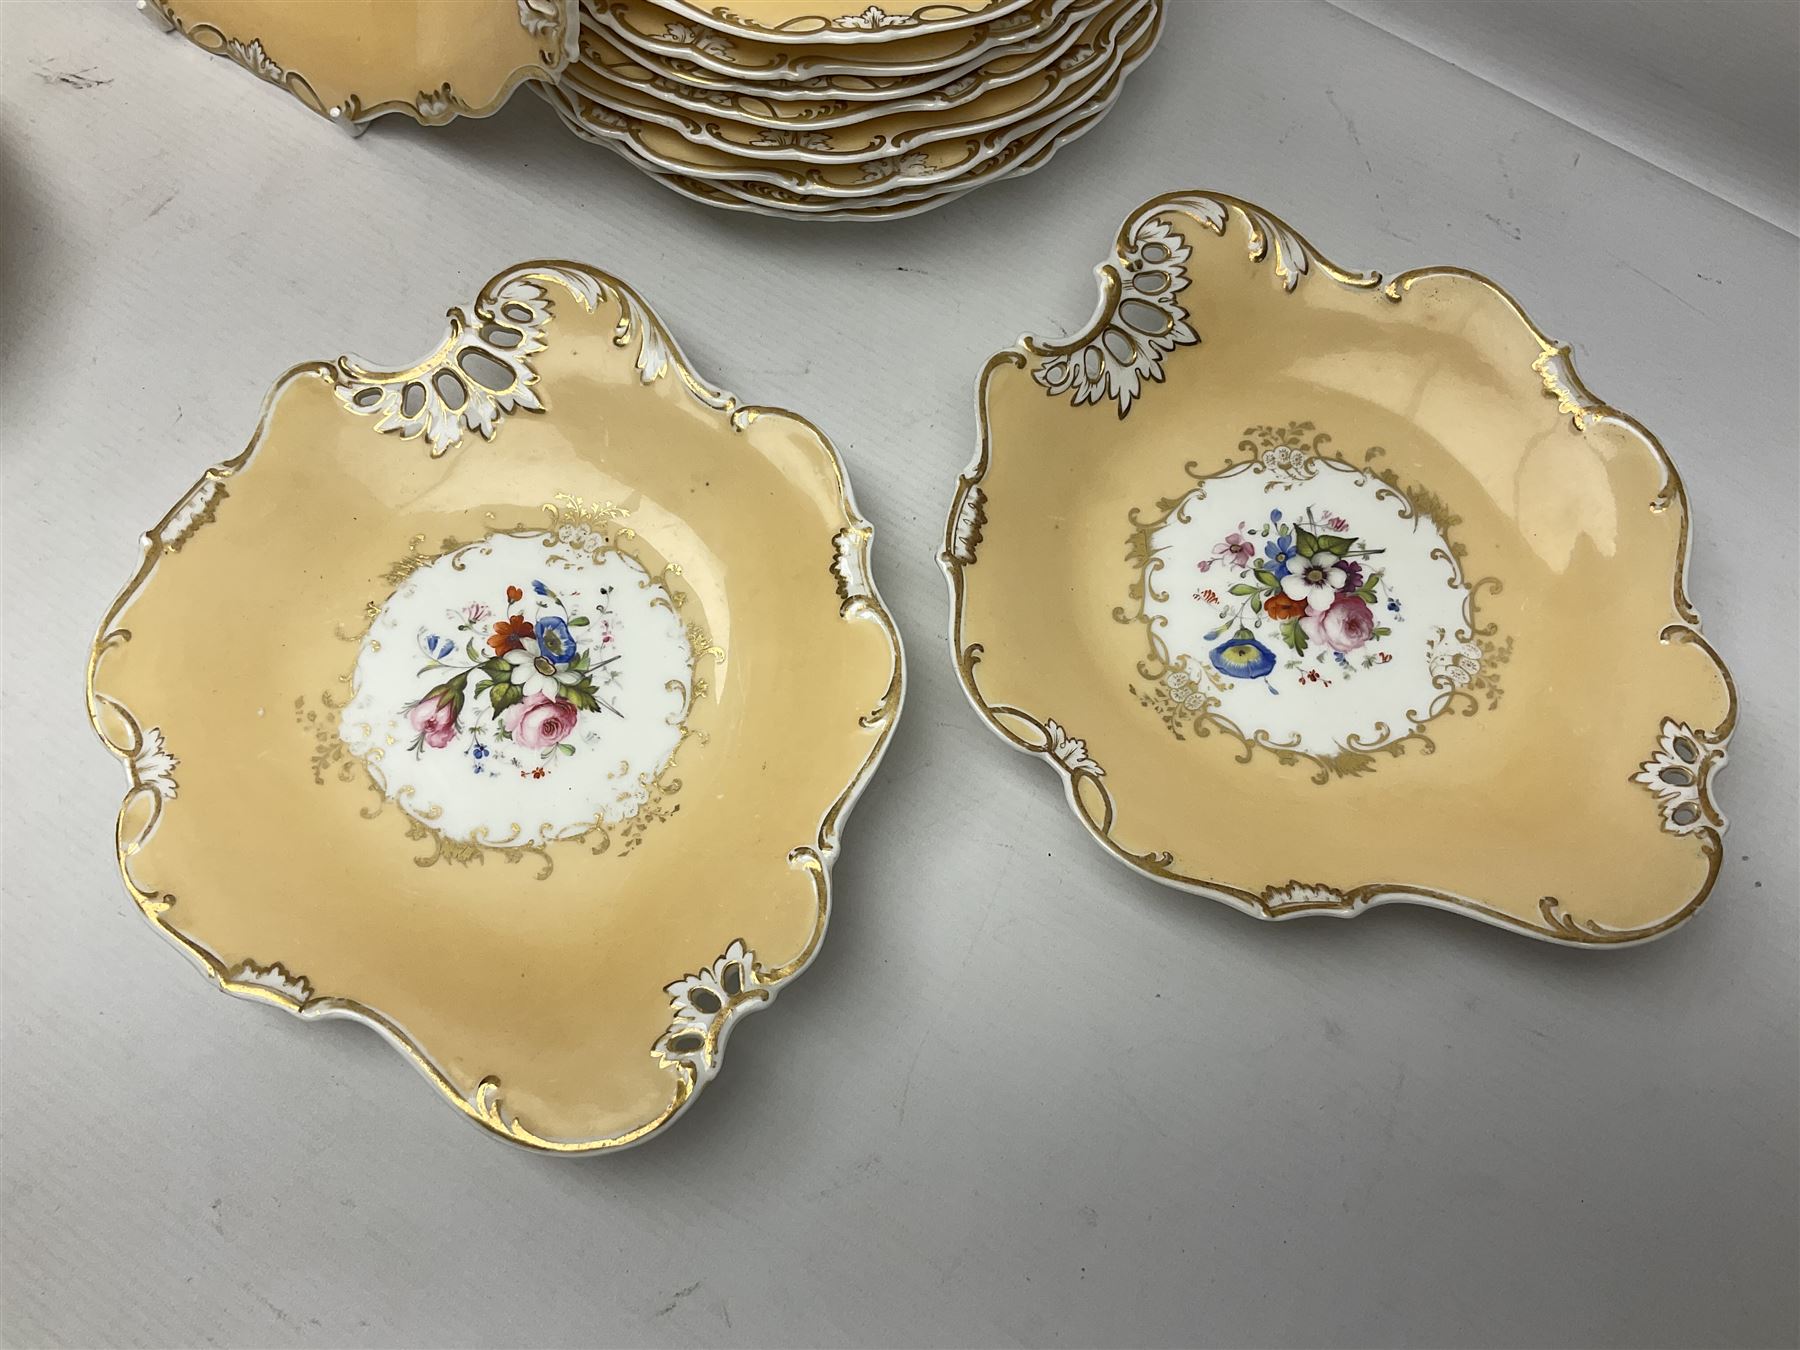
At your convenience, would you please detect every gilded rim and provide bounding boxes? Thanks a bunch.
[561,68,1125,220]
[87,261,905,1151]
[593,71,1133,220]
[578,0,1108,104]
[137,0,580,129]
[562,0,1146,158]
[634,0,1034,46]
[542,3,1159,218]
[546,0,1154,195]
[940,190,1737,947]
[587,0,1083,86]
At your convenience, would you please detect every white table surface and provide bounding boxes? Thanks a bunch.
[3,3,1796,1347]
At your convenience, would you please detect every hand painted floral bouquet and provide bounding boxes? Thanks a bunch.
[1195,507,1399,684]
[405,578,620,768]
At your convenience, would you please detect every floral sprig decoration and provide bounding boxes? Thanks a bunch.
[1196,506,1399,687]
[405,577,622,772]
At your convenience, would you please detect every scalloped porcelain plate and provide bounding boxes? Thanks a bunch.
[88,264,903,1150]
[942,191,1736,946]
[594,0,1080,91]
[545,2,1156,212]
[140,0,578,128]
[610,61,1137,219]
[564,0,1146,164]
[549,0,1150,195]
[643,0,1031,42]
[597,0,1063,76]
[580,0,1109,107]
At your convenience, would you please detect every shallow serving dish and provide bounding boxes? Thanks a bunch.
[617,70,1136,219]
[594,0,1064,78]
[556,0,1146,190]
[89,264,903,1150]
[546,4,1156,211]
[941,191,1735,946]
[582,0,1110,106]
[140,0,577,128]
[566,0,1146,165]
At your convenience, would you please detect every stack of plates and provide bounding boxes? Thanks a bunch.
[540,0,1165,219]
[139,0,1161,219]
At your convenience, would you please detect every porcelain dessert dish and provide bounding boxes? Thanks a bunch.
[132,0,1160,209]
[590,0,1074,79]
[633,0,1037,43]
[542,0,1162,217]
[610,38,1153,221]
[942,190,1735,946]
[558,0,1146,178]
[138,0,578,129]
[590,0,1108,94]
[89,263,903,1150]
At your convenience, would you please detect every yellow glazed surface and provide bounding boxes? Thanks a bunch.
[620,79,1134,219]
[555,0,1150,193]
[592,0,1073,82]
[142,0,577,125]
[88,264,903,1150]
[620,0,1032,46]
[546,1,1157,210]
[581,0,1108,105]
[566,0,1145,162]
[942,191,1735,945]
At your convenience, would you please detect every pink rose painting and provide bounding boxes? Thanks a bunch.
[402,574,623,778]
[407,690,460,749]
[1300,593,1376,654]
[503,693,580,750]
[1191,504,1399,692]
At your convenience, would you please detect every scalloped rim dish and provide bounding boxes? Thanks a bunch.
[544,2,1157,216]
[630,0,1034,47]
[548,0,1153,195]
[589,0,1077,82]
[563,0,1148,165]
[88,262,904,1150]
[138,0,579,129]
[607,71,1135,219]
[579,0,1110,107]
[941,190,1735,946]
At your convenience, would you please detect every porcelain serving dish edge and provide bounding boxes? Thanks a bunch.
[940,189,1736,947]
[138,0,580,129]
[88,261,905,1151]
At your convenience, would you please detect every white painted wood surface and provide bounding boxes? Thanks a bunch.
[2,2,1795,1346]
[1330,0,1800,233]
